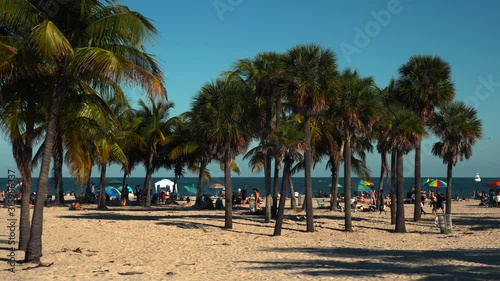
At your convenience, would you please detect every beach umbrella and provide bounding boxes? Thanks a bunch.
[352,185,372,193]
[116,185,133,194]
[108,180,122,185]
[105,187,121,198]
[424,179,447,188]
[421,178,432,185]
[209,183,225,189]
[487,180,500,187]
[183,184,197,194]
[328,183,343,188]
[354,179,374,186]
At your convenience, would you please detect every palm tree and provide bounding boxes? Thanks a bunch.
[283,44,338,232]
[96,138,128,209]
[429,101,482,214]
[0,0,166,263]
[0,80,46,251]
[273,121,304,236]
[231,51,284,222]
[397,55,454,221]
[333,69,379,231]
[136,98,174,207]
[386,107,426,233]
[190,76,258,229]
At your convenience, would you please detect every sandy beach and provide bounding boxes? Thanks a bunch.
[1,199,499,280]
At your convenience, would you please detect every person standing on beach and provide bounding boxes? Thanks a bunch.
[252,188,261,210]
[241,187,248,204]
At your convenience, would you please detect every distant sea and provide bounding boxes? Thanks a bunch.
[1,176,494,199]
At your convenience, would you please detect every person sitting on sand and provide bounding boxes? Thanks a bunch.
[183,197,192,206]
[69,200,85,211]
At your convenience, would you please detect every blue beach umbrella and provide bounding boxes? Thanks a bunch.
[105,187,121,198]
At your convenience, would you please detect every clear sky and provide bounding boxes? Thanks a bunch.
[1,0,499,179]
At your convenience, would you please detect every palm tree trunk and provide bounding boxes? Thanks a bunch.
[273,157,291,236]
[303,116,314,232]
[377,152,388,210]
[395,151,406,233]
[330,161,341,211]
[98,164,108,210]
[390,151,397,224]
[55,151,65,205]
[84,170,92,204]
[14,141,33,252]
[344,137,353,232]
[264,152,272,223]
[52,137,65,205]
[25,84,61,263]
[196,160,207,201]
[223,150,233,229]
[271,159,280,220]
[413,141,422,221]
[288,175,297,209]
[121,170,128,206]
[445,163,453,214]
[19,178,31,252]
[272,160,280,217]
[144,144,156,207]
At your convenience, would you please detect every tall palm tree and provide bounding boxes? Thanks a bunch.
[0,0,166,263]
[429,101,482,214]
[333,69,379,232]
[0,80,46,251]
[190,76,258,229]
[283,44,338,232]
[231,51,284,222]
[386,106,425,233]
[397,55,454,221]
[136,98,174,207]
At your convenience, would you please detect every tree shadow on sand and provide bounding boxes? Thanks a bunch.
[239,247,500,280]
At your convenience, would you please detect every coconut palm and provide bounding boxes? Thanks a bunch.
[429,101,482,214]
[0,0,166,263]
[386,106,426,233]
[136,98,174,207]
[397,55,454,221]
[0,79,46,251]
[190,76,258,229]
[96,138,128,209]
[333,69,379,231]
[283,44,338,232]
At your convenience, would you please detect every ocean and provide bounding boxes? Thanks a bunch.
[1,176,494,199]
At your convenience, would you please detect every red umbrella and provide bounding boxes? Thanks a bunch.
[488,181,500,187]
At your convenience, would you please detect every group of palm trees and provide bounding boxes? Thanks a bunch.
[0,0,482,265]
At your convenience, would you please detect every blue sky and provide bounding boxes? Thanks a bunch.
[1,0,499,179]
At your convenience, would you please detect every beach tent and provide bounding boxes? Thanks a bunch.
[154,179,175,193]
[105,187,121,199]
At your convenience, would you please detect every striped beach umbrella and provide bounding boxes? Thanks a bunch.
[354,179,374,186]
[424,179,447,188]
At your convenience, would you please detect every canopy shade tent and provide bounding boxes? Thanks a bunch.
[154,179,175,193]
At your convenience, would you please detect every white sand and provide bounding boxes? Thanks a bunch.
[1,199,499,280]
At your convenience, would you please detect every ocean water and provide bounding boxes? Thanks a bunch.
[1,176,494,199]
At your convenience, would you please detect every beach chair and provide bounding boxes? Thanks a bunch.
[316,199,325,208]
